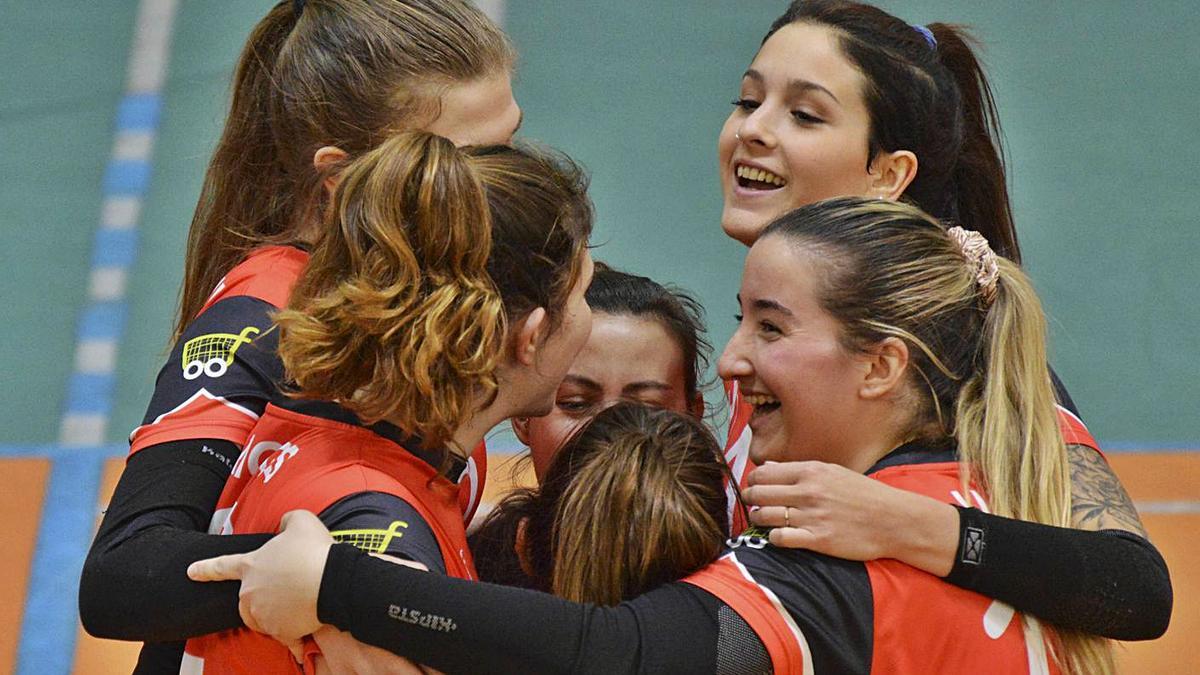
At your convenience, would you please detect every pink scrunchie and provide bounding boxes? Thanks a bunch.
[947,226,999,306]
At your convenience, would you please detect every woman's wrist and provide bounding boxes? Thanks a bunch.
[885,490,960,577]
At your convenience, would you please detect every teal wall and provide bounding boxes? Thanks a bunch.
[2,1,1196,447]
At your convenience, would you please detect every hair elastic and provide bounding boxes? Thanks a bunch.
[947,226,999,306]
[913,24,937,49]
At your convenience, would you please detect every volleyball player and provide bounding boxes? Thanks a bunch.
[79,2,522,671]
[182,132,593,673]
[719,0,1169,639]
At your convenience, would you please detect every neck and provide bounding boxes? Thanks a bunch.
[449,391,510,458]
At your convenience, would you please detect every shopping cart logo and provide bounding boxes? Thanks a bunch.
[181,326,261,380]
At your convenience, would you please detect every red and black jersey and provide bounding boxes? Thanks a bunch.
[129,244,488,523]
[721,369,1101,535]
[130,245,308,456]
[685,444,1062,674]
[181,400,476,674]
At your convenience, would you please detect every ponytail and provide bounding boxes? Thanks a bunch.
[478,403,729,605]
[176,3,297,339]
[276,132,505,450]
[175,0,514,340]
[955,259,1113,675]
[928,24,1019,263]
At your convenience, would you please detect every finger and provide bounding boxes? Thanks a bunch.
[748,505,792,528]
[742,483,815,507]
[746,461,820,487]
[768,526,818,550]
[283,638,306,663]
[371,553,429,571]
[188,553,249,582]
[279,509,323,533]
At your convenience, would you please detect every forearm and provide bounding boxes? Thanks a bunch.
[944,508,1172,640]
[318,544,720,674]
[79,439,270,641]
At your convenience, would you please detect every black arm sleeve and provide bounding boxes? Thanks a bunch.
[317,544,770,675]
[945,507,1172,640]
[78,438,271,643]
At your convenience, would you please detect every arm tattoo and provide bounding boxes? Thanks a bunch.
[1068,444,1147,537]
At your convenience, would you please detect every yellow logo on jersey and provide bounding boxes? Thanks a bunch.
[331,520,409,554]
[181,325,260,380]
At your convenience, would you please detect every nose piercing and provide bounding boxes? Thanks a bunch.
[735,132,742,141]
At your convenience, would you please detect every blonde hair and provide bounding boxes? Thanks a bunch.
[276,132,591,451]
[761,197,1113,675]
[176,0,513,340]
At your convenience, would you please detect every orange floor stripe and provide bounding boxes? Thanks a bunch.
[1115,513,1199,674]
[0,459,51,675]
[1108,453,1200,502]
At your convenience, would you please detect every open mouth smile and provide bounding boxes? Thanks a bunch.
[735,163,787,191]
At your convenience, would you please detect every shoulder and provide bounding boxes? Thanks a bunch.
[321,491,448,575]
[201,245,309,312]
[685,544,872,674]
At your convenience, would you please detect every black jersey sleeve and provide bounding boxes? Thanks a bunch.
[1047,366,1082,418]
[79,438,272,644]
[319,492,447,575]
[945,507,1172,640]
[142,296,285,420]
[317,544,775,675]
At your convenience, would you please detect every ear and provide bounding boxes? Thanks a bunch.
[511,416,531,445]
[312,146,349,193]
[514,517,535,578]
[858,337,910,400]
[866,149,918,201]
[512,307,549,367]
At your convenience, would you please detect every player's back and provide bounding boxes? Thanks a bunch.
[181,400,475,674]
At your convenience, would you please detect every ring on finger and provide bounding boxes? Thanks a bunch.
[784,506,791,528]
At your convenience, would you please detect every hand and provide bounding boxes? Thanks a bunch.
[188,510,335,640]
[313,626,435,675]
[744,461,958,575]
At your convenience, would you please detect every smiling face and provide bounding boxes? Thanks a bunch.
[718,22,878,245]
[717,235,875,467]
[517,312,692,481]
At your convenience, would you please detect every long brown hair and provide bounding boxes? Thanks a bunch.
[480,402,732,605]
[275,132,591,451]
[761,197,1113,675]
[766,0,1020,263]
[175,0,513,340]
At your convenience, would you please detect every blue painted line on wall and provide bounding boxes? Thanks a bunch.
[77,303,128,341]
[115,93,162,130]
[91,228,139,268]
[0,444,124,460]
[65,374,117,415]
[102,159,152,195]
[15,453,105,675]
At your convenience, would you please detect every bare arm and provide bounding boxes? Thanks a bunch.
[1067,444,1147,536]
